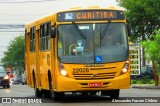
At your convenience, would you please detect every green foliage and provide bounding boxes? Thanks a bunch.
[118,0,160,42]
[131,79,156,84]
[142,76,151,84]
[136,80,143,84]
[140,31,160,71]
[131,80,137,84]
[1,35,25,73]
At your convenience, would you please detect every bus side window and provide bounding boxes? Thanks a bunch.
[46,22,51,50]
[40,24,44,50]
[30,27,36,52]
[40,23,51,51]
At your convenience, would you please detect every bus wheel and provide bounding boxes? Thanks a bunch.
[109,89,120,99]
[43,81,54,98]
[101,89,120,99]
[90,92,97,95]
[33,76,42,97]
[81,92,88,96]
[43,73,54,98]
[53,92,64,101]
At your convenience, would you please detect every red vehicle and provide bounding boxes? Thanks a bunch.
[6,71,13,78]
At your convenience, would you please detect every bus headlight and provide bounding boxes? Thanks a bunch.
[60,69,67,76]
[58,64,68,77]
[122,68,127,73]
[121,61,129,75]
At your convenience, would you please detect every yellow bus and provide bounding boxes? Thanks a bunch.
[25,6,130,100]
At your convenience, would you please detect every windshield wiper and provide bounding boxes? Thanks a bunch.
[100,20,111,39]
[100,20,111,47]
[72,22,86,39]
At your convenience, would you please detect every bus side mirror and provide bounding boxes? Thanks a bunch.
[51,27,56,38]
[127,19,131,36]
[127,24,131,36]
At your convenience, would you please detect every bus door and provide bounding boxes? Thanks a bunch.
[35,28,41,89]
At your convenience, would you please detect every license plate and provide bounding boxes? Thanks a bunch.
[89,82,102,87]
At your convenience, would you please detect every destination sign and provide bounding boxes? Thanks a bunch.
[57,10,125,22]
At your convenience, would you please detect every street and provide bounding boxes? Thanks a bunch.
[0,85,160,106]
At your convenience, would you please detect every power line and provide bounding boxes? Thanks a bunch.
[0,24,25,31]
[0,24,25,28]
[0,31,25,32]
[0,28,24,29]
[0,0,55,3]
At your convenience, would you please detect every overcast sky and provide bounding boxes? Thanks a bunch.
[0,0,118,60]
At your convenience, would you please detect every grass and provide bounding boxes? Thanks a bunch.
[131,76,160,85]
[131,79,157,84]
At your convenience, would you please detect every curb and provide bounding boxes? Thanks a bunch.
[131,85,160,89]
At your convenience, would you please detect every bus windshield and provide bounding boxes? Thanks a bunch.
[58,23,128,63]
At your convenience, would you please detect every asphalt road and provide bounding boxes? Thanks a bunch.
[0,85,160,106]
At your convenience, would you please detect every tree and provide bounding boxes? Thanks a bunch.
[118,0,160,85]
[118,0,160,42]
[1,35,25,75]
[141,30,160,85]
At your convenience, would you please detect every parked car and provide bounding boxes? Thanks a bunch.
[0,66,10,88]
[22,73,27,85]
[13,75,22,84]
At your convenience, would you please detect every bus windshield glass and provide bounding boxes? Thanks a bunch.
[58,23,128,63]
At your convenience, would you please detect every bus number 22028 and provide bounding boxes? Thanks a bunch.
[73,68,89,74]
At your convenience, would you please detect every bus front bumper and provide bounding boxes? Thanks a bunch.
[55,73,130,92]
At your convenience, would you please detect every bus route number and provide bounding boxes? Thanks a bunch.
[73,68,89,74]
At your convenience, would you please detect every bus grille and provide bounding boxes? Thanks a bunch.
[73,72,116,80]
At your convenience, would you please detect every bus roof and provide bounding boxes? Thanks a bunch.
[25,6,124,28]
[66,6,124,11]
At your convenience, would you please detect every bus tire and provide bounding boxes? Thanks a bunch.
[101,89,120,99]
[43,90,52,98]
[33,75,42,97]
[53,92,64,101]
[109,89,120,99]
[43,72,54,98]
[90,91,97,95]
[49,73,64,101]
[81,92,88,96]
